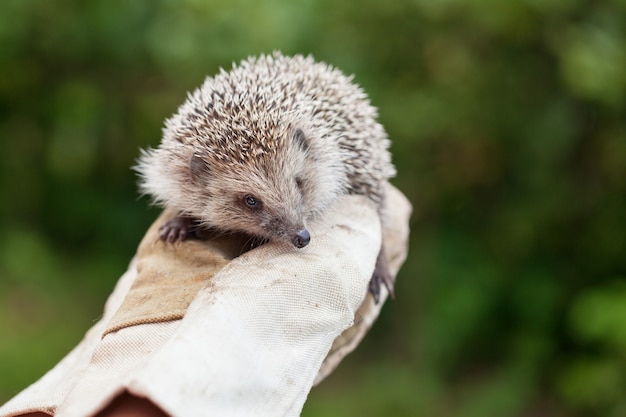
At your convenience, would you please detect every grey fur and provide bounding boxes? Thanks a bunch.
[135,52,395,246]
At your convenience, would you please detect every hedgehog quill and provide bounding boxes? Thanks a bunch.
[135,52,396,302]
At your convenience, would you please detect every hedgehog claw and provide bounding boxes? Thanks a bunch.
[368,247,395,304]
[159,216,196,243]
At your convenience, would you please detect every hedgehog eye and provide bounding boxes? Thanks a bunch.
[295,176,303,190]
[243,194,262,209]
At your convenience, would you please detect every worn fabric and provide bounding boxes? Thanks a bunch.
[0,184,411,417]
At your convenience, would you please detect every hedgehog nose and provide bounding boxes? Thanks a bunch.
[293,229,311,248]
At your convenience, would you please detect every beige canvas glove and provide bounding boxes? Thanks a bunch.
[0,184,411,417]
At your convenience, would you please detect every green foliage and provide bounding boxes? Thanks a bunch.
[1,0,625,415]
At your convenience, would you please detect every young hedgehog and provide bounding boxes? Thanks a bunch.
[135,52,396,302]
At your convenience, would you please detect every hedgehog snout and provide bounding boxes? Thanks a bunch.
[292,229,311,248]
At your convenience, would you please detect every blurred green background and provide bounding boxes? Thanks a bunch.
[1,0,625,416]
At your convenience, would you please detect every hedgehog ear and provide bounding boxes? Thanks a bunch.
[292,128,309,152]
[189,154,209,182]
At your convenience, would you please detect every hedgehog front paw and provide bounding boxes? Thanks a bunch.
[368,247,395,304]
[159,216,197,243]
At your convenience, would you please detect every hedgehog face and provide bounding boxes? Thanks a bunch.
[136,124,347,250]
[190,127,346,248]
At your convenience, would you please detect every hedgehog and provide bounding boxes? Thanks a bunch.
[135,52,396,302]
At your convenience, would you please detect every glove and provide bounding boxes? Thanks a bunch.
[0,184,411,417]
